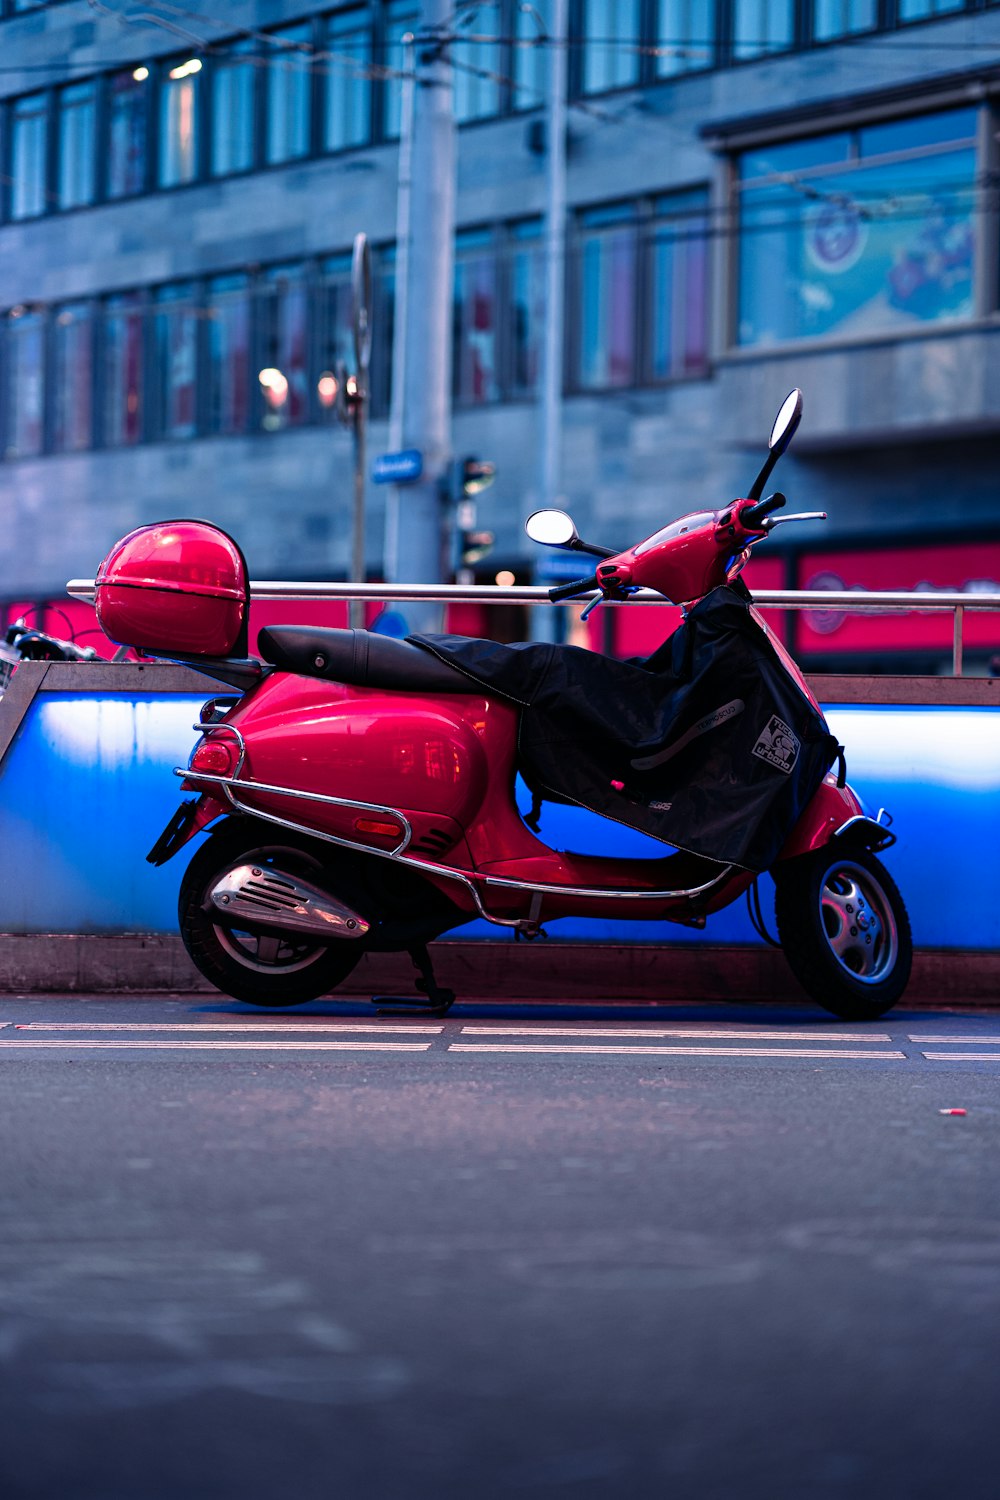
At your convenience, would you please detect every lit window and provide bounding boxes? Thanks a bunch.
[10,93,48,221]
[453,229,498,405]
[206,273,250,436]
[259,266,310,429]
[4,308,45,459]
[574,203,637,388]
[57,81,96,210]
[736,109,978,346]
[212,40,257,176]
[159,57,202,187]
[52,302,94,453]
[152,284,199,440]
[318,252,354,423]
[325,8,372,151]
[266,25,312,164]
[582,0,641,94]
[107,69,149,199]
[103,292,144,447]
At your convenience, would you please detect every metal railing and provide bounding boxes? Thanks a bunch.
[66,579,1000,677]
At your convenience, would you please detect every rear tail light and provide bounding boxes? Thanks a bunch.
[188,735,239,779]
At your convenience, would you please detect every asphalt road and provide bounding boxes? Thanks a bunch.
[1,993,999,1500]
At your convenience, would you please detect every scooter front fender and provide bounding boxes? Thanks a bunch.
[775,777,873,863]
[147,792,229,867]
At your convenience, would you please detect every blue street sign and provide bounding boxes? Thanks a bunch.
[534,550,593,583]
[372,448,423,485]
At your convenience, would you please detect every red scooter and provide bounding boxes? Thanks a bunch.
[94,390,911,1020]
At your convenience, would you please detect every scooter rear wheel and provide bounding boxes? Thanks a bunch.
[178,821,367,1006]
[773,846,912,1020]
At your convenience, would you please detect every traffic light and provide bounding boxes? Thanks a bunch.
[453,456,496,580]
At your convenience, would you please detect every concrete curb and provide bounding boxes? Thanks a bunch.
[0,934,996,1006]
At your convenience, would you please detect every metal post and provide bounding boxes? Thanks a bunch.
[349,233,372,629]
[385,0,456,633]
[953,604,964,678]
[536,0,568,642]
[385,31,416,582]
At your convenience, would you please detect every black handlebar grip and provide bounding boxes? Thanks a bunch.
[742,491,786,529]
[548,573,600,602]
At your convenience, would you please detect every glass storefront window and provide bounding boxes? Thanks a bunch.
[152,283,198,440]
[508,219,544,397]
[108,68,149,199]
[52,301,94,453]
[259,265,310,429]
[813,0,877,41]
[4,308,45,459]
[384,0,419,140]
[649,189,710,378]
[103,292,144,447]
[57,81,96,210]
[737,108,978,346]
[159,57,202,187]
[206,273,250,436]
[211,40,257,176]
[575,203,637,388]
[266,24,312,164]
[732,0,795,60]
[325,8,372,151]
[656,0,716,77]
[10,93,48,221]
[582,0,641,93]
[453,229,498,405]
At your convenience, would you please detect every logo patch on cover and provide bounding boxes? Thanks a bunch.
[752,715,800,774]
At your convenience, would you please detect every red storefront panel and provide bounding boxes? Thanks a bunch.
[796,544,1000,654]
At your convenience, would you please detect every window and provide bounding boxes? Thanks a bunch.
[211,40,257,176]
[259,265,310,429]
[512,2,546,110]
[10,93,48,221]
[152,283,198,440]
[159,56,202,187]
[897,0,963,19]
[52,302,94,453]
[57,81,96,209]
[582,0,641,94]
[384,0,419,140]
[325,8,372,151]
[508,220,544,397]
[107,68,149,199]
[656,0,716,77]
[649,190,709,378]
[732,0,795,60]
[736,108,978,346]
[453,229,498,404]
[206,273,250,435]
[452,18,500,123]
[103,292,144,446]
[4,308,45,459]
[370,244,395,417]
[574,203,637,388]
[318,252,354,421]
[266,24,312,164]
[812,0,877,41]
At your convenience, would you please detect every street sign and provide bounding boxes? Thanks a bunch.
[372,449,423,485]
[534,550,594,583]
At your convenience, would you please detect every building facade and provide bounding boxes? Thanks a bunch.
[1,0,999,667]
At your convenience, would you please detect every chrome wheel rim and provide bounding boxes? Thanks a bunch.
[818,860,899,986]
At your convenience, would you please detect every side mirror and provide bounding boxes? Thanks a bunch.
[525,509,579,547]
[748,388,803,502]
[769,388,803,455]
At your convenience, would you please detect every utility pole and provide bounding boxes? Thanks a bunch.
[384,0,456,633]
[537,0,568,638]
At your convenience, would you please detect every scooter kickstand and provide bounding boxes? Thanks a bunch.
[372,945,457,1017]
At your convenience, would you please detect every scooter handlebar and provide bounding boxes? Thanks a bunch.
[740,491,786,530]
[548,573,600,602]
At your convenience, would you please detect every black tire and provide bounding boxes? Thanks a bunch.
[773,846,912,1020]
[178,820,368,1006]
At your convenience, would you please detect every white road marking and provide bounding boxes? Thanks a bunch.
[0,1039,432,1052]
[910,1036,1000,1045]
[922,1052,1000,1062]
[459,1026,893,1042]
[13,1021,442,1034]
[449,1044,907,1059]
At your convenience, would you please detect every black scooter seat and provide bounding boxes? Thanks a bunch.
[257,626,482,694]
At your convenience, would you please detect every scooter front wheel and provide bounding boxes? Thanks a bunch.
[178,821,367,1006]
[773,847,912,1020]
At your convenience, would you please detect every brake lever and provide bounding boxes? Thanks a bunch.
[763,511,827,531]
